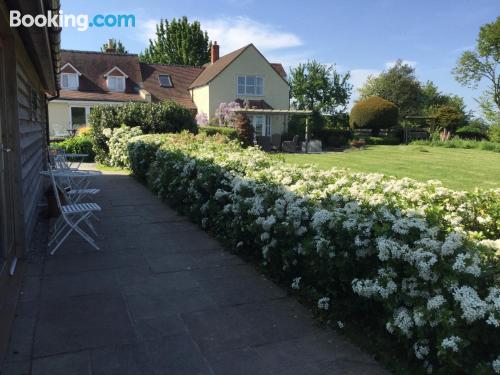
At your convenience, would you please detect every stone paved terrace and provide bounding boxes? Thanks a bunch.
[2,166,389,375]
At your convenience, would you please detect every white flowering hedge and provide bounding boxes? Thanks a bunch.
[127,132,500,374]
[103,125,143,168]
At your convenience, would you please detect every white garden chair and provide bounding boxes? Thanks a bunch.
[47,165,102,254]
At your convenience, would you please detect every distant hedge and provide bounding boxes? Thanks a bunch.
[88,101,196,164]
[350,96,399,136]
[455,125,488,140]
[198,125,238,140]
[50,135,95,162]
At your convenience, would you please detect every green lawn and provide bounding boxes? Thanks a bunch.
[283,145,500,191]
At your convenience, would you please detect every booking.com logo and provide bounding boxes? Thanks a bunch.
[10,10,135,31]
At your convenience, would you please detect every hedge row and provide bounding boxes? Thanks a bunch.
[126,133,499,374]
[88,101,197,164]
[50,135,95,162]
[411,139,500,153]
[198,125,238,140]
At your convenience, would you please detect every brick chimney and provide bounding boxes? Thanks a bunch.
[211,41,219,63]
[105,39,116,53]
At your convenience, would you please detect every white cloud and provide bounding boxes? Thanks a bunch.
[347,69,381,109]
[349,69,380,90]
[200,17,302,54]
[384,59,417,69]
[132,19,160,46]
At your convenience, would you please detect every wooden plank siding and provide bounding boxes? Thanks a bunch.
[16,61,48,245]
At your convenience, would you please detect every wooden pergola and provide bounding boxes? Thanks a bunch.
[234,108,314,152]
[403,115,437,143]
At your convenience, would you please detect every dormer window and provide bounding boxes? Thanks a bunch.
[60,63,81,90]
[107,76,126,91]
[104,66,128,92]
[61,73,79,90]
[158,74,172,87]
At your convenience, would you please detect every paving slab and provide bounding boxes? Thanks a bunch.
[2,167,388,375]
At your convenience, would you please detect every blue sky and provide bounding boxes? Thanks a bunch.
[60,0,499,114]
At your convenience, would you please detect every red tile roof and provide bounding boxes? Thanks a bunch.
[189,45,249,89]
[140,63,203,109]
[270,63,287,79]
[58,47,287,108]
[61,50,143,97]
[58,90,145,102]
[189,44,287,89]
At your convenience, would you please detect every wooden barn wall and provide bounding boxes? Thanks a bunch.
[16,61,47,245]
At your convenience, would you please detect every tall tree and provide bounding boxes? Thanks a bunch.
[100,39,128,54]
[421,80,470,121]
[359,60,423,118]
[139,17,211,66]
[453,16,500,110]
[289,60,352,114]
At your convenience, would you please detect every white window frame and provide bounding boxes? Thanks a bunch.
[107,75,126,92]
[69,106,91,130]
[237,75,264,97]
[251,115,265,137]
[265,115,271,136]
[61,73,79,90]
[104,66,128,92]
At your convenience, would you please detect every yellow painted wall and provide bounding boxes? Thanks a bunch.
[191,85,210,119]
[209,45,289,120]
[48,102,69,137]
[192,45,290,133]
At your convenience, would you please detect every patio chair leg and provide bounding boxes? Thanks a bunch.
[49,213,99,255]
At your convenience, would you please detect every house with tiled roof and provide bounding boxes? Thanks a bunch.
[48,42,290,138]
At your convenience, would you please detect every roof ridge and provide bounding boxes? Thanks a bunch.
[140,62,204,69]
[61,49,138,57]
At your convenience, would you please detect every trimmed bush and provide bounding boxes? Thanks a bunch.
[88,101,197,164]
[456,125,489,140]
[350,97,399,136]
[126,133,499,374]
[50,135,95,161]
[198,125,238,140]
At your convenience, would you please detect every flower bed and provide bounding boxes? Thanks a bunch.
[127,132,499,374]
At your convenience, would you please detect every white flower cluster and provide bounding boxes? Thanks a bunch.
[493,356,500,374]
[441,336,462,352]
[125,133,500,373]
[413,341,430,360]
[291,277,301,290]
[427,295,446,311]
[317,297,330,311]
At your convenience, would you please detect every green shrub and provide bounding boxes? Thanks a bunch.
[198,125,238,140]
[350,96,399,136]
[126,133,499,374]
[431,104,466,133]
[455,125,488,140]
[363,136,400,145]
[88,101,197,164]
[50,135,95,161]
[411,138,500,153]
[488,123,500,143]
[315,127,353,147]
[103,125,143,168]
[234,113,254,147]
